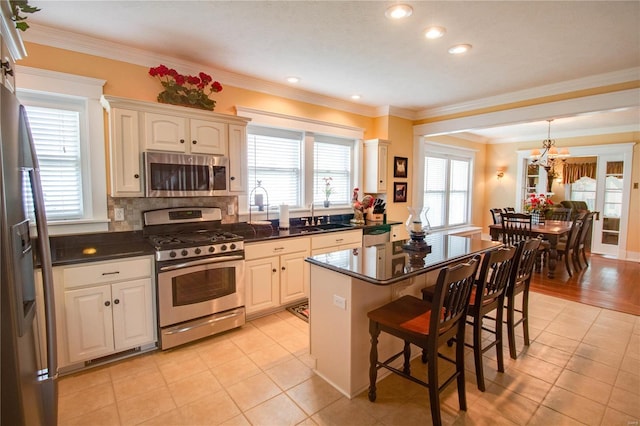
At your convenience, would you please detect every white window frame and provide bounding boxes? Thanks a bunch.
[413,140,476,231]
[16,66,108,235]
[236,106,364,218]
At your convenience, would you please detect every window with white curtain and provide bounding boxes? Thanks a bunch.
[22,101,84,220]
[247,125,355,210]
[423,150,472,229]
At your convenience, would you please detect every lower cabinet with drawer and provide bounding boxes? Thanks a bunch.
[245,237,310,316]
[311,229,363,255]
[58,256,156,367]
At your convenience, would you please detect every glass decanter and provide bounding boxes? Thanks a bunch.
[405,206,431,235]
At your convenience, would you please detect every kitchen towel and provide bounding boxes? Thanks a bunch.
[279,204,290,228]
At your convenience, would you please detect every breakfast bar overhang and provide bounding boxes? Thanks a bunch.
[305,235,501,398]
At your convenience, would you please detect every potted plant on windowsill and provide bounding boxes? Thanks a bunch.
[323,177,333,207]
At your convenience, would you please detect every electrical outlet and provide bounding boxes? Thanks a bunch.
[227,204,235,215]
[333,294,346,310]
[114,207,125,221]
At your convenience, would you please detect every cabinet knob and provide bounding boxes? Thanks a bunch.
[180,139,185,144]
[114,299,120,305]
[379,180,383,183]
[192,140,197,145]
[230,176,236,181]
[104,301,111,307]
[134,174,140,179]
[281,266,286,271]
[272,268,277,273]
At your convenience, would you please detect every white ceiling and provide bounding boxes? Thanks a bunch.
[25,0,640,141]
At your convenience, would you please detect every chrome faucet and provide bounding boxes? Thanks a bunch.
[310,203,315,225]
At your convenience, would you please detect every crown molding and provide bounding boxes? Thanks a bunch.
[23,23,379,118]
[417,68,640,119]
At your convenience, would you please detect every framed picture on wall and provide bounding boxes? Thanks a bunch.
[393,182,407,203]
[394,156,408,178]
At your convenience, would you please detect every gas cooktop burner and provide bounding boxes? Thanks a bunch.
[150,231,242,247]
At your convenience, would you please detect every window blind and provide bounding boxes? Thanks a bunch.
[247,129,302,208]
[313,139,351,205]
[424,155,471,228]
[23,105,83,219]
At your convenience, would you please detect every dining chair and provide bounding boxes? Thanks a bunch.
[500,212,532,246]
[422,246,517,392]
[505,237,542,359]
[504,207,516,213]
[573,211,595,270]
[556,213,585,277]
[490,208,504,225]
[547,207,572,221]
[367,256,480,426]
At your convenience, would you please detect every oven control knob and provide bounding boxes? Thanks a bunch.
[169,251,177,258]
[194,248,202,255]
[230,243,236,250]
[208,246,215,253]
[181,249,189,257]
[221,244,227,251]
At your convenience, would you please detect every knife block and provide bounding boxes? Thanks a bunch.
[366,212,384,222]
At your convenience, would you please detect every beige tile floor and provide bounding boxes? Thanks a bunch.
[58,292,639,425]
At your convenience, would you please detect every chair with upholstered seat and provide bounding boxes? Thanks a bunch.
[574,211,595,270]
[556,213,585,277]
[422,246,517,392]
[505,237,542,359]
[367,257,480,426]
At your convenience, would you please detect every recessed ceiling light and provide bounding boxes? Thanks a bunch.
[448,44,472,55]
[286,76,300,83]
[385,4,413,20]
[424,26,446,39]
[351,94,361,100]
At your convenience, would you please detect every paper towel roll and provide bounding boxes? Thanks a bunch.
[279,204,290,229]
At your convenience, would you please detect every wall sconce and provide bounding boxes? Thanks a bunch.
[496,169,505,180]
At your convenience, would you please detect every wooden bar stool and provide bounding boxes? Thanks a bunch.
[367,256,480,426]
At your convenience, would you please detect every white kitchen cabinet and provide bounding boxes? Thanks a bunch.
[228,124,247,193]
[107,108,143,196]
[311,229,362,255]
[101,95,250,197]
[0,13,24,92]
[245,237,310,316]
[144,113,228,155]
[60,256,155,366]
[391,224,409,242]
[363,139,390,194]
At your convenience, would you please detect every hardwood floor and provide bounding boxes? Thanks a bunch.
[530,252,640,316]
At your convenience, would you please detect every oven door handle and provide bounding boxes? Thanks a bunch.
[159,255,244,272]
[163,308,244,335]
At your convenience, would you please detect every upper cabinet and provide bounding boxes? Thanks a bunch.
[144,113,228,155]
[101,95,250,197]
[363,139,390,194]
[0,3,27,92]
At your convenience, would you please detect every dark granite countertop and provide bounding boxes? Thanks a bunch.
[306,234,501,286]
[42,219,403,266]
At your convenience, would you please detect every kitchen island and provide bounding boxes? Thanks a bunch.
[305,234,500,398]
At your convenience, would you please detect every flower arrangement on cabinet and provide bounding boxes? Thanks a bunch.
[523,193,554,216]
[149,65,223,111]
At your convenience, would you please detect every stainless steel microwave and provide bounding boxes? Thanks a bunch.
[144,151,228,197]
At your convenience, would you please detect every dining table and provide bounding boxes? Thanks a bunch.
[489,220,573,278]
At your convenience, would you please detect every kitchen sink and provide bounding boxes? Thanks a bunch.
[294,223,355,233]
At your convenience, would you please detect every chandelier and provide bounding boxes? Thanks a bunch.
[530,119,570,171]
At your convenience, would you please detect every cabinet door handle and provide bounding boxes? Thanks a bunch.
[104,301,111,307]
[101,271,120,276]
[134,174,140,179]
[230,176,236,181]
[281,266,286,271]
[336,238,344,243]
[192,140,197,145]
[272,268,277,273]
[180,139,185,144]
[113,299,120,305]
[1,60,13,77]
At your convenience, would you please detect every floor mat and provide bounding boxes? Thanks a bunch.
[286,301,309,322]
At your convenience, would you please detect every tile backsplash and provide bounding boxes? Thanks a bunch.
[107,196,238,232]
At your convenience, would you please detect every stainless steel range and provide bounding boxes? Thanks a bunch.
[143,207,245,350]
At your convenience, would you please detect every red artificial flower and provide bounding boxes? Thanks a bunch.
[211,81,223,92]
[187,75,200,85]
[199,72,212,83]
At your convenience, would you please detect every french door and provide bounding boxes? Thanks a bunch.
[591,154,626,256]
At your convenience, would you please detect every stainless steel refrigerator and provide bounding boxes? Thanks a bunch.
[1,83,58,424]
